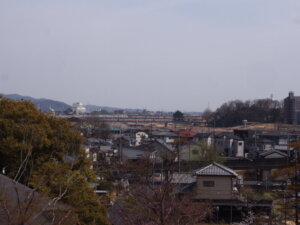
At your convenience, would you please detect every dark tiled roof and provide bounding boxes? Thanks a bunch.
[151,131,178,137]
[155,139,173,151]
[257,138,274,144]
[0,174,76,225]
[194,133,214,138]
[194,162,238,177]
[259,150,288,157]
[261,131,295,137]
[215,133,242,140]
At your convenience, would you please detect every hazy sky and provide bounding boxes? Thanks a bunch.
[1,0,300,111]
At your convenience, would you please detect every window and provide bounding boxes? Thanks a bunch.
[203,181,215,187]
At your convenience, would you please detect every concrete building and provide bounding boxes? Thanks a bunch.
[72,102,86,115]
[284,91,300,124]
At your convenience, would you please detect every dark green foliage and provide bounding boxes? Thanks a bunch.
[190,141,224,165]
[173,110,184,121]
[77,117,112,139]
[0,97,110,225]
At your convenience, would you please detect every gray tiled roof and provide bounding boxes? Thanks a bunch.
[215,133,242,140]
[259,150,288,157]
[194,162,238,177]
[0,174,76,225]
[151,131,178,137]
[150,173,196,184]
[170,173,196,184]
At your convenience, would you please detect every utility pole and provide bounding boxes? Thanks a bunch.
[119,129,122,163]
[295,149,299,225]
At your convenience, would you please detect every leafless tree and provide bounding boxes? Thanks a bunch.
[111,158,211,225]
[0,166,78,225]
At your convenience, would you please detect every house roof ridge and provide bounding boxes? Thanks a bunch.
[193,162,238,177]
[212,162,238,176]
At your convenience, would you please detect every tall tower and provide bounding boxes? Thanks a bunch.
[284,92,300,124]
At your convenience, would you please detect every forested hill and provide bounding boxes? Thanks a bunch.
[203,98,284,127]
[4,94,71,112]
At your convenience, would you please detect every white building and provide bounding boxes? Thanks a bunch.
[135,131,149,146]
[72,102,86,115]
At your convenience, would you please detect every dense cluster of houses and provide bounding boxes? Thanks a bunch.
[84,127,299,164]
[83,126,300,223]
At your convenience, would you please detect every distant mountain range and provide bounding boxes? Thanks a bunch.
[3,94,127,113]
[4,94,71,112]
[2,93,201,114]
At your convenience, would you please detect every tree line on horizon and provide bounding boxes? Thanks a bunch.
[203,98,283,127]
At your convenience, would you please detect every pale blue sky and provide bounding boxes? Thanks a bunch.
[1,0,300,111]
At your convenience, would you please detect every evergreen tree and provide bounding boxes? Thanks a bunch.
[0,97,109,225]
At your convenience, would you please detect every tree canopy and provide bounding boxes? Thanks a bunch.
[0,97,109,225]
[173,110,184,122]
[77,117,112,139]
[206,98,283,127]
[190,141,224,165]
[270,141,300,224]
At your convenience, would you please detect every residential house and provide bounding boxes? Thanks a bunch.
[259,150,289,159]
[178,130,197,142]
[193,132,214,147]
[150,130,178,144]
[121,140,175,163]
[193,162,239,200]
[259,131,298,151]
[135,131,150,146]
[0,174,77,225]
[214,133,244,157]
[84,138,117,167]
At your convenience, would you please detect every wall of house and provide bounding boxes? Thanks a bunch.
[232,140,244,157]
[154,136,175,144]
[135,131,149,146]
[207,137,212,147]
[214,137,238,156]
[237,141,244,157]
[263,144,273,151]
[195,176,234,200]
[214,138,227,153]
[278,138,288,145]
[164,136,175,143]
[178,144,198,161]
